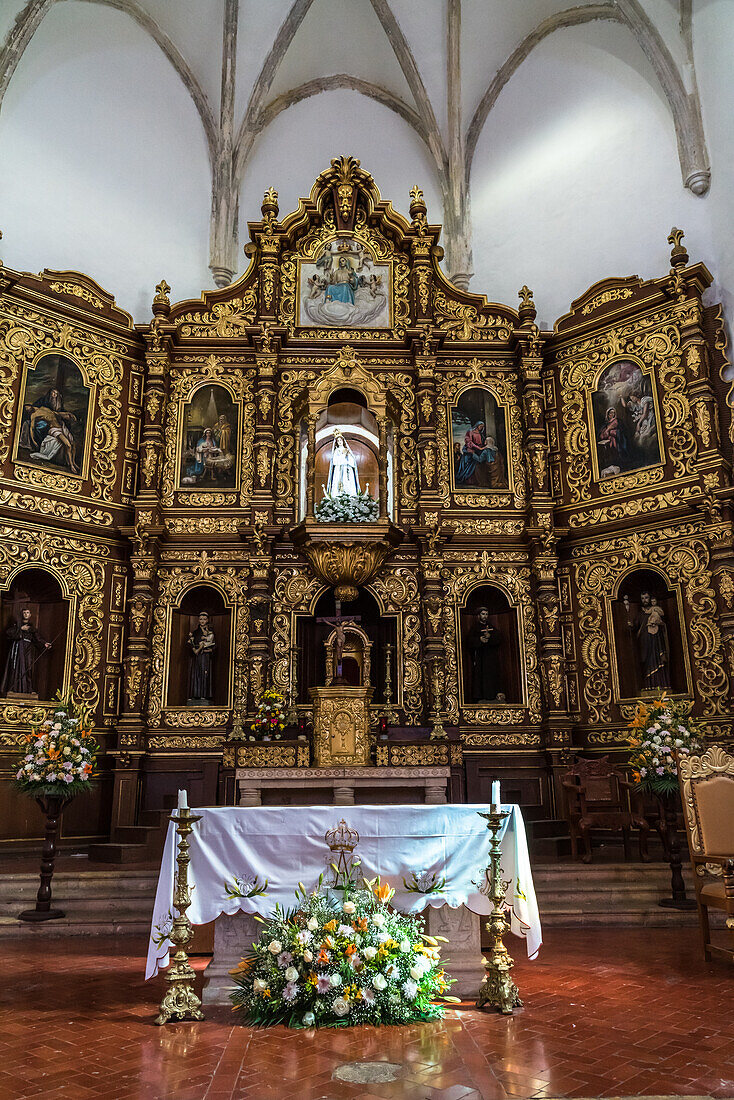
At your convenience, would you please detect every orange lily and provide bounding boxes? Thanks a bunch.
[316,948,329,965]
[375,883,392,903]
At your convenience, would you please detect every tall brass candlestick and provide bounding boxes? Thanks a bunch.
[155,806,205,1025]
[476,809,522,1015]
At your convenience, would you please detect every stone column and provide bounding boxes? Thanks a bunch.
[202,912,261,1005]
[424,904,482,999]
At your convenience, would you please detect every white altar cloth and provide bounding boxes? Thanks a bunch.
[145,803,541,979]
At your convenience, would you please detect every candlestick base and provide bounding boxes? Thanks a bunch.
[155,807,205,1025]
[476,808,522,1015]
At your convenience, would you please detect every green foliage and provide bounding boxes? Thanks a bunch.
[14,693,98,800]
[230,879,453,1029]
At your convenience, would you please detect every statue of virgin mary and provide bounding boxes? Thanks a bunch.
[326,429,360,497]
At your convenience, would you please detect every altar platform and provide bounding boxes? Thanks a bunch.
[236,765,451,806]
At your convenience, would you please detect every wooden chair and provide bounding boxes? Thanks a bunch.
[562,756,650,863]
[678,745,734,963]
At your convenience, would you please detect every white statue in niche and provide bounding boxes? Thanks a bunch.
[326,429,360,497]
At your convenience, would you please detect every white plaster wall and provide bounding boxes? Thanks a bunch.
[0,1,211,319]
[237,88,441,277]
[468,20,714,326]
[694,0,734,347]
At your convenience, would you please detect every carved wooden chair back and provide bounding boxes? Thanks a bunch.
[562,755,650,863]
[678,745,734,962]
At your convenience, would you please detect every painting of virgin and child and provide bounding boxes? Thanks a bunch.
[179,385,238,488]
[590,361,661,480]
[451,388,509,491]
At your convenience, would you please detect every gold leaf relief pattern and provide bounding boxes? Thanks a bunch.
[573,528,728,719]
[176,291,257,338]
[275,370,315,510]
[557,310,697,504]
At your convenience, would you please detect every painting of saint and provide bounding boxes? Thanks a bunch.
[179,385,238,489]
[16,354,90,476]
[590,360,661,480]
[300,238,390,328]
[451,388,509,491]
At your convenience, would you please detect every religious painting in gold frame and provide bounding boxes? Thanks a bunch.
[586,357,664,485]
[13,351,93,481]
[176,382,240,491]
[297,237,392,330]
[449,386,511,495]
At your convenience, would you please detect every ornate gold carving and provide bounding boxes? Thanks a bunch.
[233,743,298,768]
[573,526,727,719]
[693,400,712,448]
[422,443,436,487]
[48,282,104,310]
[678,744,734,854]
[461,708,526,726]
[452,518,524,536]
[718,570,734,610]
[415,268,430,313]
[292,527,400,604]
[433,291,512,342]
[462,732,541,747]
[419,392,433,421]
[166,517,240,534]
[258,391,272,419]
[164,709,229,728]
[311,686,372,766]
[176,291,257,338]
[542,654,565,709]
[147,734,223,749]
[580,288,633,315]
[388,744,449,767]
[0,489,113,525]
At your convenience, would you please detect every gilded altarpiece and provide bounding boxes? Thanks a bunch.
[1,164,733,847]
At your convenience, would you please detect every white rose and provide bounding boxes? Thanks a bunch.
[330,973,342,987]
[363,946,377,960]
[284,966,299,982]
[372,913,386,927]
[353,932,362,946]
[399,939,411,953]
[409,965,424,981]
[302,1011,315,1027]
[253,978,268,992]
[302,949,313,963]
[268,940,282,955]
[342,901,356,914]
[372,973,387,991]
[307,917,319,931]
[332,997,349,1018]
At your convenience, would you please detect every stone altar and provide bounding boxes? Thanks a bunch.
[236,765,451,806]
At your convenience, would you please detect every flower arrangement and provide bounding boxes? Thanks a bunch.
[14,694,98,798]
[250,689,286,741]
[315,491,379,524]
[627,694,702,794]
[230,874,456,1028]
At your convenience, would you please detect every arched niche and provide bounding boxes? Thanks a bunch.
[0,568,69,700]
[167,584,232,707]
[459,585,522,705]
[611,568,688,699]
[297,587,397,705]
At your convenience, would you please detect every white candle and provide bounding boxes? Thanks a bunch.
[491,781,501,812]
[177,789,188,810]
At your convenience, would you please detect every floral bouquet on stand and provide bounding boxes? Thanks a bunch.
[627,694,702,795]
[230,873,456,1028]
[250,689,286,741]
[14,694,98,798]
[315,491,379,524]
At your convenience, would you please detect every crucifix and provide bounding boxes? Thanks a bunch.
[317,600,361,685]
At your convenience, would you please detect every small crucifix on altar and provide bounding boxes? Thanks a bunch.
[317,601,361,686]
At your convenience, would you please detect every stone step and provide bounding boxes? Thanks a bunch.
[87,842,156,864]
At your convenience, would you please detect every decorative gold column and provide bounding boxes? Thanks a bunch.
[254,187,280,322]
[113,280,171,831]
[378,415,389,519]
[305,413,318,520]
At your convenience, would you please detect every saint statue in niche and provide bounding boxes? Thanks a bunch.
[187,611,216,705]
[466,607,503,703]
[1,609,52,697]
[624,591,671,692]
[300,238,389,328]
[16,354,89,476]
[180,385,238,488]
[590,360,661,480]
[326,430,360,497]
[451,388,509,491]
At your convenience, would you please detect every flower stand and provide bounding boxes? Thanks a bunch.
[18,794,73,922]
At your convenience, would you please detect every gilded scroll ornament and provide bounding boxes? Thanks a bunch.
[580,288,633,315]
[717,570,734,610]
[433,291,511,342]
[176,292,257,338]
[48,282,104,310]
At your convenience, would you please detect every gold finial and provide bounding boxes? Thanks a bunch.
[410,185,424,204]
[154,279,170,305]
[518,285,536,324]
[261,187,279,219]
[668,226,688,268]
[263,186,278,205]
[409,184,427,222]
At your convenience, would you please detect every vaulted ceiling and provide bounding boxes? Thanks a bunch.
[0,0,712,292]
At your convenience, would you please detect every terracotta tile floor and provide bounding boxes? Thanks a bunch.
[0,928,731,1100]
